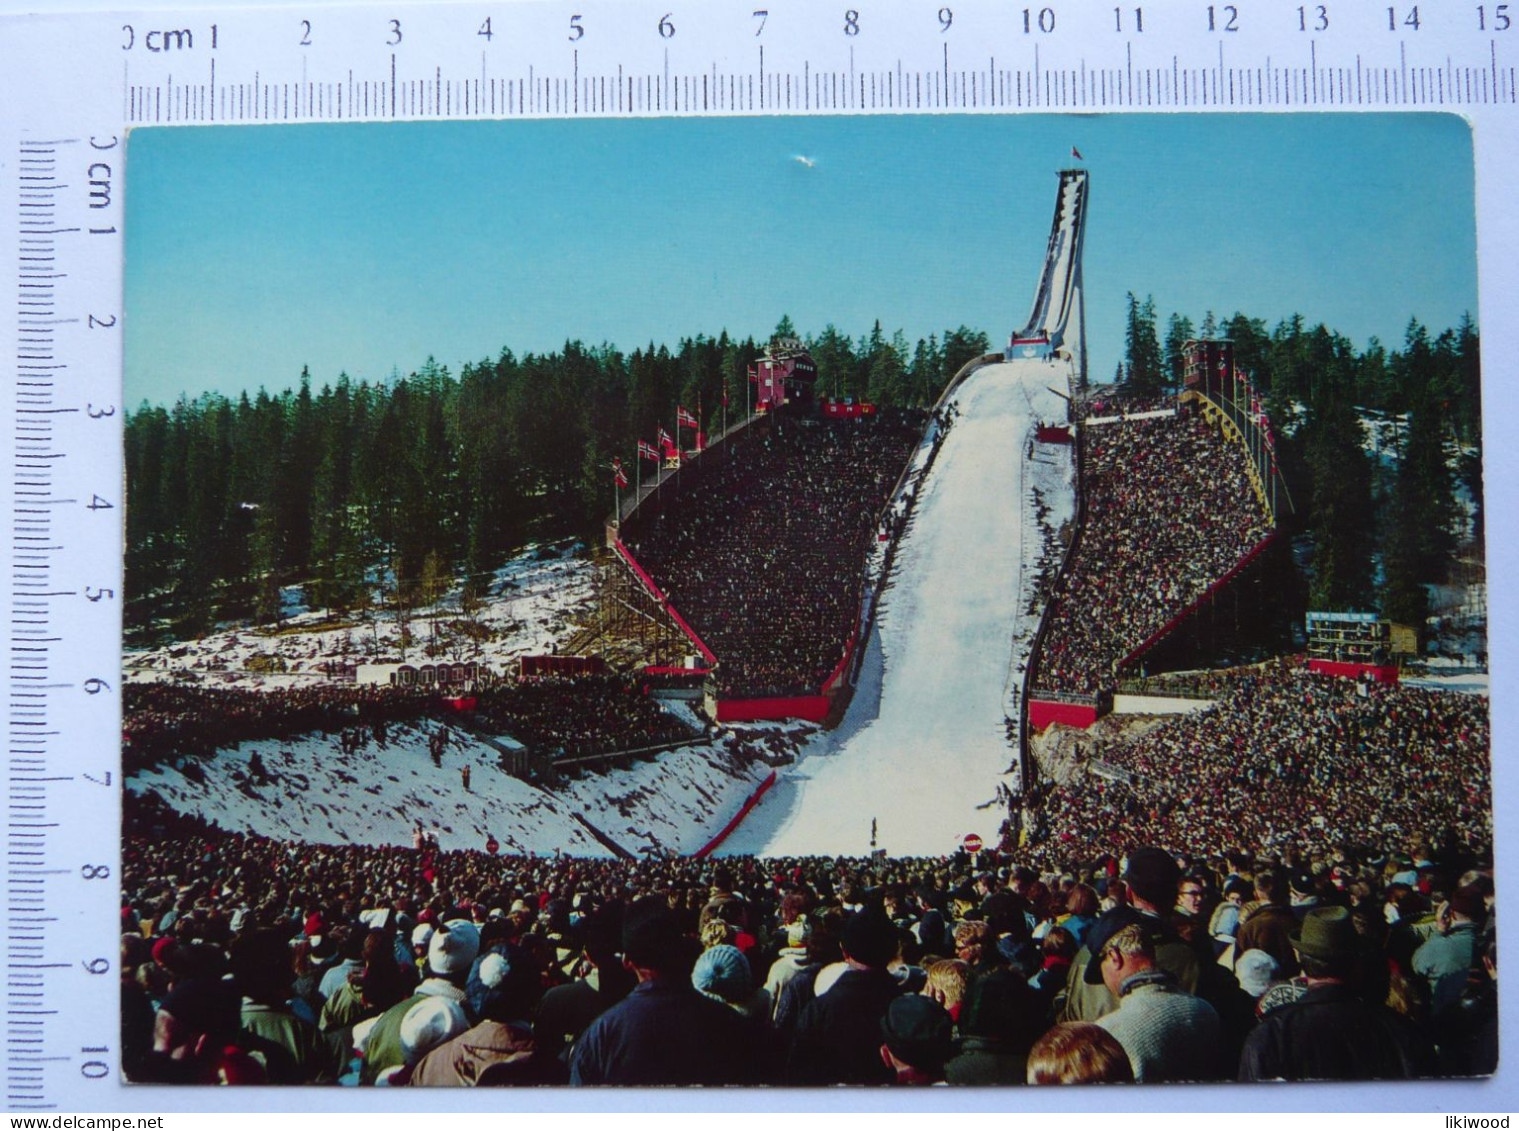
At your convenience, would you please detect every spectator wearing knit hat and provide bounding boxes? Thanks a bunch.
[879,994,955,1085]
[357,919,480,1084]
[762,917,814,1021]
[407,949,559,1086]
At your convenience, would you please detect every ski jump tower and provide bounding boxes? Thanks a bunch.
[1007,169,1090,387]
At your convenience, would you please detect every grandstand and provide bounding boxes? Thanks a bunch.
[617,408,927,719]
[1028,401,1276,710]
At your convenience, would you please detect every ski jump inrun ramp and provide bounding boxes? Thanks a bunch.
[720,170,1088,858]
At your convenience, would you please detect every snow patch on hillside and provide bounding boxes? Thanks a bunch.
[126,719,789,856]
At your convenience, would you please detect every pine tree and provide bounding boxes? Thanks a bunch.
[1123,293,1164,396]
[1163,313,1196,392]
[1306,390,1375,610]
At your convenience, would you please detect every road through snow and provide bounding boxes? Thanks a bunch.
[721,359,1076,858]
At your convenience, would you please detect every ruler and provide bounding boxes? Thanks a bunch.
[3,0,1518,1113]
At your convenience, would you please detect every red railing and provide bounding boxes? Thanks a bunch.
[613,540,718,665]
[691,770,778,857]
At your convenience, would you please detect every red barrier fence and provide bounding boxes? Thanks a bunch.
[691,770,779,857]
[1118,533,1276,672]
[716,696,830,723]
[820,630,858,695]
[519,654,606,678]
[1308,659,1401,684]
[1028,698,1099,731]
[1036,425,1073,444]
[614,540,718,665]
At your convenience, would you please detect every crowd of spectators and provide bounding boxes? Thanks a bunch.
[1034,405,1273,696]
[1034,663,1491,867]
[124,675,702,774]
[120,797,1496,1087]
[473,674,701,760]
[624,413,925,698]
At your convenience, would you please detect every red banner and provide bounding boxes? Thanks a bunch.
[717,695,830,723]
[1027,699,1099,731]
[1307,659,1400,684]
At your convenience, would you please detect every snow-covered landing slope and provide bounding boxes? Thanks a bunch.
[721,360,1077,858]
[126,720,783,856]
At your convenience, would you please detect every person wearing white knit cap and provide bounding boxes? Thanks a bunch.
[355,919,480,1084]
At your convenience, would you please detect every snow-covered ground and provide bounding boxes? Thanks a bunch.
[125,718,782,856]
[125,546,594,690]
[124,537,811,855]
[721,359,1076,858]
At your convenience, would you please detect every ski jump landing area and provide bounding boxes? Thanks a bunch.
[721,359,1076,858]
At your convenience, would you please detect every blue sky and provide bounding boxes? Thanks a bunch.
[124,113,1476,406]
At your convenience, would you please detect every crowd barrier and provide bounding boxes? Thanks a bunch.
[1117,532,1276,673]
[1308,658,1401,683]
[1027,698,1100,731]
[691,770,779,857]
[613,540,718,665]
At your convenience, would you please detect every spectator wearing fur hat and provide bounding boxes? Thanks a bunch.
[534,906,635,1061]
[230,929,335,1084]
[136,978,263,1085]
[356,919,480,1084]
[787,906,905,1085]
[944,967,1043,1085]
[568,897,754,1085]
[1239,906,1422,1081]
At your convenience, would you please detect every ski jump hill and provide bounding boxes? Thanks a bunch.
[721,170,1094,857]
[616,165,1278,857]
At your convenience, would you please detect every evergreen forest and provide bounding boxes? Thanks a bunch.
[124,321,992,640]
[1120,295,1483,629]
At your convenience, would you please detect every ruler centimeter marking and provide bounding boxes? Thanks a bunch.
[3,0,1518,1112]
[120,46,1519,122]
[6,111,121,1107]
[10,136,68,1111]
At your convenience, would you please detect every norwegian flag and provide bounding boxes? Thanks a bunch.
[721,384,730,408]
[612,458,628,489]
[657,426,673,449]
[638,439,660,463]
[676,405,698,429]
[747,364,759,384]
